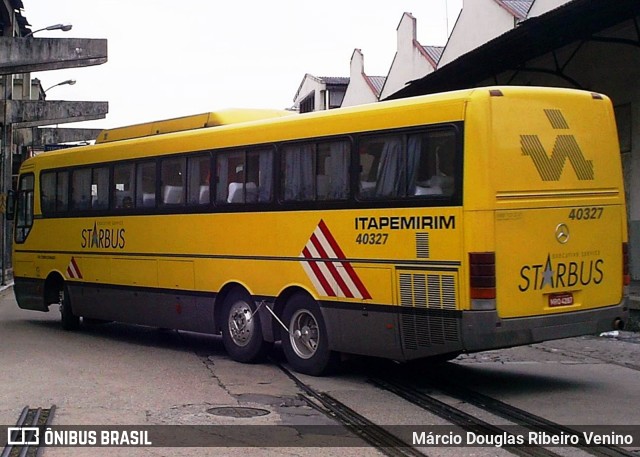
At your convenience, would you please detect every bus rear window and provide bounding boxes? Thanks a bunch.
[358,128,457,200]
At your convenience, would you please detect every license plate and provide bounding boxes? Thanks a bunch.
[548,293,574,307]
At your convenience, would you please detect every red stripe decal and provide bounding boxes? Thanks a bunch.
[302,247,335,297]
[310,233,354,299]
[318,220,371,300]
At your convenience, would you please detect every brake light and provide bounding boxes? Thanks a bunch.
[470,252,496,300]
[623,242,631,286]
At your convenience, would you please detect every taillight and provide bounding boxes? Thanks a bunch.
[623,242,631,286]
[470,252,496,301]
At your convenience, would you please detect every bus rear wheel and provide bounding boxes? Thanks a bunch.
[221,289,271,363]
[59,285,80,331]
[281,293,338,376]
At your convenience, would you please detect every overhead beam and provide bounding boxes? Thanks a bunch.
[14,127,103,147]
[0,37,108,74]
[3,100,108,128]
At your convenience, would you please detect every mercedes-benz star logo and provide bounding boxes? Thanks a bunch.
[555,223,570,244]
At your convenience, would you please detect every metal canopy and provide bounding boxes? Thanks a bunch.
[387,0,640,100]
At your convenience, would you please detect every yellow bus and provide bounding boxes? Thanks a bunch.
[9,86,629,375]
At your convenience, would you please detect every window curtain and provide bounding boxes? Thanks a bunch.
[258,150,273,202]
[375,137,403,197]
[327,141,349,199]
[284,144,314,200]
[406,135,422,196]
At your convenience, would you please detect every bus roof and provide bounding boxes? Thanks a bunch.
[95,108,295,144]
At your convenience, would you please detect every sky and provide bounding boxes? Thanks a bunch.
[25,0,462,129]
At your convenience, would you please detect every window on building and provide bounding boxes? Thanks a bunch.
[299,92,315,113]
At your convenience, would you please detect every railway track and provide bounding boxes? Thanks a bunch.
[371,374,637,457]
[278,364,425,457]
[1,406,56,457]
[279,360,638,457]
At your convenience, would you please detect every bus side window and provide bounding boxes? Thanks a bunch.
[282,140,349,202]
[358,135,404,199]
[316,141,349,200]
[160,158,186,206]
[187,155,210,205]
[216,150,245,204]
[113,164,134,209]
[56,171,69,212]
[282,143,315,201]
[358,129,457,199]
[247,149,273,203]
[91,167,110,209]
[410,130,456,197]
[136,161,156,208]
[40,172,56,214]
[71,168,92,210]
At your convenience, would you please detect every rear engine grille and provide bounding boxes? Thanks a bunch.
[399,272,460,350]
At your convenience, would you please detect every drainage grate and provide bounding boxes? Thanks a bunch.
[206,406,270,418]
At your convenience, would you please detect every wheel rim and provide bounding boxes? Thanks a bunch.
[227,300,255,347]
[289,309,319,360]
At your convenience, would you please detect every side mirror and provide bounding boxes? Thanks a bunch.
[5,190,15,221]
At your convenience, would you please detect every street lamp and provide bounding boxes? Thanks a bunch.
[44,79,77,93]
[24,23,73,37]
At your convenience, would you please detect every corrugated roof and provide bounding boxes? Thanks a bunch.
[319,76,350,86]
[423,46,444,66]
[495,0,534,20]
[365,75,387,97]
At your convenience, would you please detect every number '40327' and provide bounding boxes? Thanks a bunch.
[355,233,388,245]
[568,207,603,220]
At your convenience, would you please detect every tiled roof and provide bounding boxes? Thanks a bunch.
[495,0,534,19]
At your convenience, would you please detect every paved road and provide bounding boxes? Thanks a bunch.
[1,287,639,456]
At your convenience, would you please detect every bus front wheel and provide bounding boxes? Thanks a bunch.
[59,285,80,331]
[221,289,271,363]
[281,293,338,376]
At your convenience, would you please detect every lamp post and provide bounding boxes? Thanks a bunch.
[24,23,73,38]
[44,79,76,94]
[1,23,73,284]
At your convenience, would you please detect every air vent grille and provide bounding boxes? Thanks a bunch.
[398,271,459,350]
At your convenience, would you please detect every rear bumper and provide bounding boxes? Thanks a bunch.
[461,299,629,351]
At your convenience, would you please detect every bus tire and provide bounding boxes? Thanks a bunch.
[221,288,270,363]
[282,293,338,376]
[60,285,80,331]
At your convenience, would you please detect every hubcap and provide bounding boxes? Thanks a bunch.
[289,309,319,359]
[228,301,254,347]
